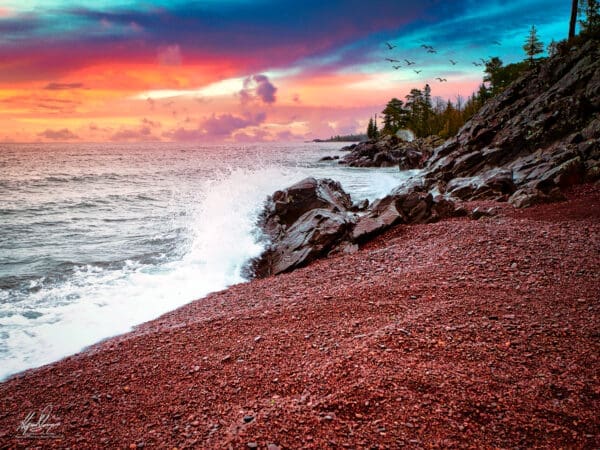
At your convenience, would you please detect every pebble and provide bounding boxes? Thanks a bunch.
[243,415,254,423]
[247,443,258,449]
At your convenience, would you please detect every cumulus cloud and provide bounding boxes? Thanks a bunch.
[202,112,266,137]
[157,44,182,66]
[44,82,84,90]
[239,74,277,105]
[38,128,78,140]
[164,112,267,141]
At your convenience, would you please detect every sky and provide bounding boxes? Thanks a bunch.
[0,0,572,143]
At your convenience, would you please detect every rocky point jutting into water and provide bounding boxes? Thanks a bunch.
[250,37,599,278]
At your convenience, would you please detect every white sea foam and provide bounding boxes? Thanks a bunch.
[0,165,303,380]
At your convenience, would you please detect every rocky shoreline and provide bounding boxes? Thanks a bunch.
[250,37,598,277]
[0,184,598,448]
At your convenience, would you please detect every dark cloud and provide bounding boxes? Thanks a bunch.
[44,82,84,90]
[38,128,78,140]
[240,74,277,105]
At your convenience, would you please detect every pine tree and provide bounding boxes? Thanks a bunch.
[366,117,375,139]
[523,25,544,64]
[579,0,600,35]
[372,115,379,139]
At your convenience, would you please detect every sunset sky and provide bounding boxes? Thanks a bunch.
[1,0,571,143]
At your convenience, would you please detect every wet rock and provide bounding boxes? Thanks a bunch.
[249,178,356,277]
[339,135,443,169]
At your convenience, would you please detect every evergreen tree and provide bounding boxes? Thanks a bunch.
[483,57,504,95]
[381,98,408,136]
[579,0,600,35]
[523,25,544,64]
[373,115,379,139]
[366,117,375,139]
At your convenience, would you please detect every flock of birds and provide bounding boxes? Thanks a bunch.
[383,40,503,82]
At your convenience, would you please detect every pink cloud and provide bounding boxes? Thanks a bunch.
[38,128,78,140]
[239,74,277,105]
[202,112,266,136]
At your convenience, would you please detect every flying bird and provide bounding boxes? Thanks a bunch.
[480,58,488,65]
[385,58,401,63]
[404,59,415,65]
[385,42,397,50]
[414,69,422,74]
[472,61,483,66]
[436,77,447,82]
[493,40,502,45]
[449,59,457,65]
[392,65,402,70]
[427,48,437,54]
[421,44,431,49]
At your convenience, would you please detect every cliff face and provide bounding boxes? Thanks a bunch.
[423,38,599,206]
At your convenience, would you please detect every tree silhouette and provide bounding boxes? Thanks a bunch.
[579,0,600,35]
[570,0,579,38]
[523,25,544,64]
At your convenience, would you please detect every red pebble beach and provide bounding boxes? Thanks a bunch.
[1,184,598,449]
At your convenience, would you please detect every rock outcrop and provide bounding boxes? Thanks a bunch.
[339,135,444,169]
[250,38,599,278]
[422,38,599,205]
[249,177,458,277]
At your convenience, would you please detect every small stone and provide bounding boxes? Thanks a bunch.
[243,415,254,423]
[324,415,333,421]
[247,443,258,449]
[254,336,263,343]
[221,354,232,363]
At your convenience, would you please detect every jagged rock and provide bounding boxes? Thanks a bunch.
[352,191,454,242]
[444,168,515,201]
[339,135,443,169]
[319,155,339,161]
[259,208,355,276]
[508,187,566,209]
[421,38,600,206]
[248,178,355,277]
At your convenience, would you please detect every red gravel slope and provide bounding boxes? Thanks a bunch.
[1,185,598,449]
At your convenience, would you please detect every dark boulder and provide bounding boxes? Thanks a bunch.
[248,178,356,277]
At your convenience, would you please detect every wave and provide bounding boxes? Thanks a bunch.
[0,164,305,380]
